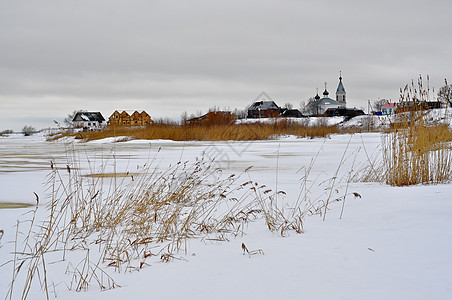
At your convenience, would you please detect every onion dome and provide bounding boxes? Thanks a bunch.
[323,82,329,96]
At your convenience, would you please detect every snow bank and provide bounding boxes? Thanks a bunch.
[238,109,452,130]
[341,108,452,129]
[236,116,345,126]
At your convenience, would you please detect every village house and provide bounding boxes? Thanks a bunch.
[381,103,398,115]
[247,101,281,118]
[186,111,236,125]
[72,112,106,131]
[281,108,304,118]
[324,107,365,118]
[108,110,154,126]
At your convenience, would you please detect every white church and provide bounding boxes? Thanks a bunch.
[306,73,347,115]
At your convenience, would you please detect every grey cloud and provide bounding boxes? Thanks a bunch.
[0,0,451,130]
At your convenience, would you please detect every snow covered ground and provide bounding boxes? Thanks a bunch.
[1,131,451,299]
[236,116,346,127]
[237,108,452,130]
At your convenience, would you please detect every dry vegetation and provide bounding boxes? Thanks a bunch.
[50,120,345,142]
[0,202,34,209]
[382,114,452,186]
[6,144,353,299]
[355,76,452,186]
[0,129,14,136]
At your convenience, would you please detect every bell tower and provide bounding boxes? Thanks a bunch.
[336,71,346,106]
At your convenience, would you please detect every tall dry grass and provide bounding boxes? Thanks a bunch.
[4,135,361,298]
[383,115,452,186]
[50,121,343,142]
[355,76,452,186]
[6,141,355,298]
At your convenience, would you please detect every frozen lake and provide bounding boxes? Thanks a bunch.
[1,132,451,299]
[0,132,381,206]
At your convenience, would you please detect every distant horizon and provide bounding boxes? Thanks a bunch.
[2,81,448,132]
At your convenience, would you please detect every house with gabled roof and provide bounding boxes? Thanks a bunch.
[72,112,106,131]
[381,103,397,115]
[247,101,281,118]
[108,110,154,127]
[130,111,152,126]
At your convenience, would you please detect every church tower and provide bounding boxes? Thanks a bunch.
[336,71,346,107]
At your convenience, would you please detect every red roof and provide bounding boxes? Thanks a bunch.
[381,103,397,109]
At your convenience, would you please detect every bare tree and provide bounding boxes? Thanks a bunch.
[64,110,86,127]
[304,97,321,116]
[437,80,451,107]
[299,100,306,112]
[22,125,36,136]
[232,108,247,119]
[0,129,14,136]
[284,102,293,110]
[180,111,188,124]
[372,99,390,112]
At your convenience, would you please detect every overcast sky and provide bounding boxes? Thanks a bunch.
[0,0,451,131]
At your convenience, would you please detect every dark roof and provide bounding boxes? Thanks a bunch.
[186,111,236,125]
[336,77,346,94]
[73,112,105,122]
[281,109,304,118]
[248,101,280,110]
[323,108,364,117]
[187,111,231,122]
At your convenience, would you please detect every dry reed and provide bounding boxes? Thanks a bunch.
[50,121,343,142]
[354,76,452,186]
[6,135,359,298]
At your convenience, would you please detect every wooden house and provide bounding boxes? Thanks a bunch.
[108,110,154,127]
[108,110,122,126]
[131,111,153,126]
[120,111,131,125]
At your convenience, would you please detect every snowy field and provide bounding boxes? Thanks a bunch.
[1,131,451,299]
